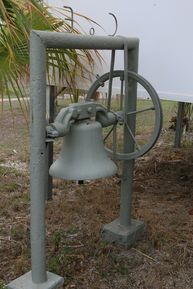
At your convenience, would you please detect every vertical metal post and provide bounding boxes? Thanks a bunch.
[30,32,47,283]
[174,102,185,148]
[107,50,116,110]
[119,43,138,227]
[120,77,124,110]
[102,40,144,246]
[45,85,56,200]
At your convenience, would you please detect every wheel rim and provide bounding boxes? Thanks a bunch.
[86,70,163,160]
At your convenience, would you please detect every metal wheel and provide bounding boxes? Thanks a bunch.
[86,70,163,160]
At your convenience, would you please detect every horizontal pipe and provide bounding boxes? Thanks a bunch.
[31,30,139,50]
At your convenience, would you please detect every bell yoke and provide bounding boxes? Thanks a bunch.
[46,101,118,138]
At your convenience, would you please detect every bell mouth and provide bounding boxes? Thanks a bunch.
[49,120,117,180]
[49,161,117,181]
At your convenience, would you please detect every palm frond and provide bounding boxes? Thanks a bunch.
[0,0,103,110]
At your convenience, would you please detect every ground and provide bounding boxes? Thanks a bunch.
[1,102,193,289]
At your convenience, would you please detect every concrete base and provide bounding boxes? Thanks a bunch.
[102,218,145,247]
[7,271,64,289]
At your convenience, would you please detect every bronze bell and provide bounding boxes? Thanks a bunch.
[49,119,117,180]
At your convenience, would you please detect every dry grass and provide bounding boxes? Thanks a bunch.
[1,101,193,288]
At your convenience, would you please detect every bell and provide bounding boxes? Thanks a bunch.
[49,120,117,180]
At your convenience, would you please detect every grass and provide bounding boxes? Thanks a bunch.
[0,284,8,289]
[2,98,193,288]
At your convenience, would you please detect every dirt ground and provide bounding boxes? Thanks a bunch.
[1,105,193,289]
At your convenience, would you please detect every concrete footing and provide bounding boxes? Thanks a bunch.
[7,271,64,289]
[102,218,145,247]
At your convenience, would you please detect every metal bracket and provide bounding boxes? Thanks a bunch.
[63,6,74,33]
[46,102,119,138]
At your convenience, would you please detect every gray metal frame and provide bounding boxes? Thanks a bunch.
[29,31,139,285]
[8,28,163,288]
[45,85,56,200]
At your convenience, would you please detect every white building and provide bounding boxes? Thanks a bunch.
[46,0,193,102]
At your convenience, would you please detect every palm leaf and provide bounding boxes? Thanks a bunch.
[0,0,103,110]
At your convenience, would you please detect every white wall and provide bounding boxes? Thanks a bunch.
[47,0,193,101]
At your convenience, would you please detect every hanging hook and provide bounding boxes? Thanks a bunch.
[108,13,118,36]
[63,6,74,33]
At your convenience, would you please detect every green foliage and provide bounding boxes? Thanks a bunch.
[0,181,19,193]
[51,230,63,252]
[0,284,7,289]
[184,103,193,120]
[11,223,26,241]
[48,245,76,276]
[47,255,61,274]
[0,166,21,177]
[0,0,100,106]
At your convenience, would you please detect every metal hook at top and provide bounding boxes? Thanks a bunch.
[64,6,74,33]
[108,13,118,37]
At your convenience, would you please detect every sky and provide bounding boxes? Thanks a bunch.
[46,0,193,101]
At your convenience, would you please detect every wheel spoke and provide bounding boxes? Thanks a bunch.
[104,126,114,142]
[127,106,155,115]
[107,50,116,110]
[125,122,141,151]
[120,79,124,110]
[112,125,117,158]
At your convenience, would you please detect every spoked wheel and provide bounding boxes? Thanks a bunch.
[86,70,163,160]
